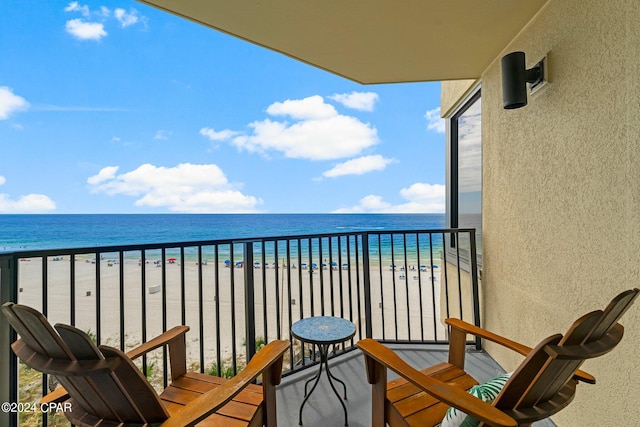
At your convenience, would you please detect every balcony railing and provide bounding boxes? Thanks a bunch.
[0,228,479,427]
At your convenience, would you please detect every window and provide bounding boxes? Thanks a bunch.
[448,88,482,265]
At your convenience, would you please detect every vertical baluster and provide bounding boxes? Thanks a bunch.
[362,233,373,339]
[118,252,125,351]
[161,247,168,388]
[469,230,481,350]
[319,237,325,316]
[402,233,410,340]
[244,242,256,362]
[140,249,147,378]
[0,255,18,427]
[329,237,335,317]
[390,235,398,339]
[416,234,424,341]
[441,231,450,340]
[180,247,186,326]
[274,240,280,341]
[262,241,268,345]
[214,245,222,376]
[377,234,384,341]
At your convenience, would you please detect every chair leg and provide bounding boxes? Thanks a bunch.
[364,355,387,427]
[263,356,283,427]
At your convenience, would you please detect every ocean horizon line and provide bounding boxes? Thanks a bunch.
[0,213,456,254]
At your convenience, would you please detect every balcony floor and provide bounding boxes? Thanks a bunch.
[276,344,556,427]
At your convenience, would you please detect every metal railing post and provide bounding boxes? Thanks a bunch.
[361,234,373,338]
[0,255,18,427]
[243,242,257,361]
[469,230,482,350]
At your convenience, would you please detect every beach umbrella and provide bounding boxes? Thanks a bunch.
[167,257,177,263]
[224,260,231,267]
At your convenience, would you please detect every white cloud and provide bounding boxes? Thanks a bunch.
[0,194,57,213]
[0,177,56,213]
[227,95,378,160]
[64,2,90,16]
[114,8,139,28]
[87,165,118,184]
[333,182,445,213]
[65,19,107,40]
[87,163,262,213]
[154,130,172,140]
[64,3,145,40]
[266,95,337,120]
[322,155,394,178]
[0,87,30,119]
[425,107,445,133]
[328,92,379,112]
[200,127,239,141]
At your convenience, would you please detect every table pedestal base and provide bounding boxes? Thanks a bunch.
[298,343,348,426]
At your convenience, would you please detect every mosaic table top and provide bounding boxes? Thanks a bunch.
[291,316,356,345]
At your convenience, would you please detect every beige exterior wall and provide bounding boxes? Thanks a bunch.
[440,79,478,117]
[442,0,640,425]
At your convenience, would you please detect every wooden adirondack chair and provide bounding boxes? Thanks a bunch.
[357,288,639,427]
[2,302,289,427]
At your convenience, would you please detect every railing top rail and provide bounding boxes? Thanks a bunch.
[0,228,475,259]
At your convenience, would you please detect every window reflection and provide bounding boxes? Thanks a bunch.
[450,91,482,262]
[457,96,481,254]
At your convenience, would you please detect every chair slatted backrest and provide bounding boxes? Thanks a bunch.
[2,302,104,417]
[2,303,169,426]
[56,324,169,425]
[494,288,639,421]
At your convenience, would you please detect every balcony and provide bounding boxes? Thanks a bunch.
[0,228,553,426]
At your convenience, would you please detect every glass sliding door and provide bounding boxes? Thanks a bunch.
[449,89,482,265]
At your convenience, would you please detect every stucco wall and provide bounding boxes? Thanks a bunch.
[442,0,640,424]
[440,79,478,117]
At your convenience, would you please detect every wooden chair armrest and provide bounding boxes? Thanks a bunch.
[160,340,289,427]
[445,319,595,384]
[446,318,532,356]
[357,339,517,427]
[125,325,190,360]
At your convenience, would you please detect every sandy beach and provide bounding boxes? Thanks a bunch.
[15,255,447,370]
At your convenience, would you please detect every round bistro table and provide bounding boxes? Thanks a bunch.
[291,316,356,426]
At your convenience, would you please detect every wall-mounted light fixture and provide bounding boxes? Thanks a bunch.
[501,51,547,109]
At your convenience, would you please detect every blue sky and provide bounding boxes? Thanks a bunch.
[0,1,445,214]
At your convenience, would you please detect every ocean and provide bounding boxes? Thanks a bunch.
[0,214,446,252]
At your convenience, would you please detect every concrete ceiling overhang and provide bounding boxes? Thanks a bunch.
[136,0,548,84]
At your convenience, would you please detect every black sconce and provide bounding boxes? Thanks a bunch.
[501,51,545,109]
